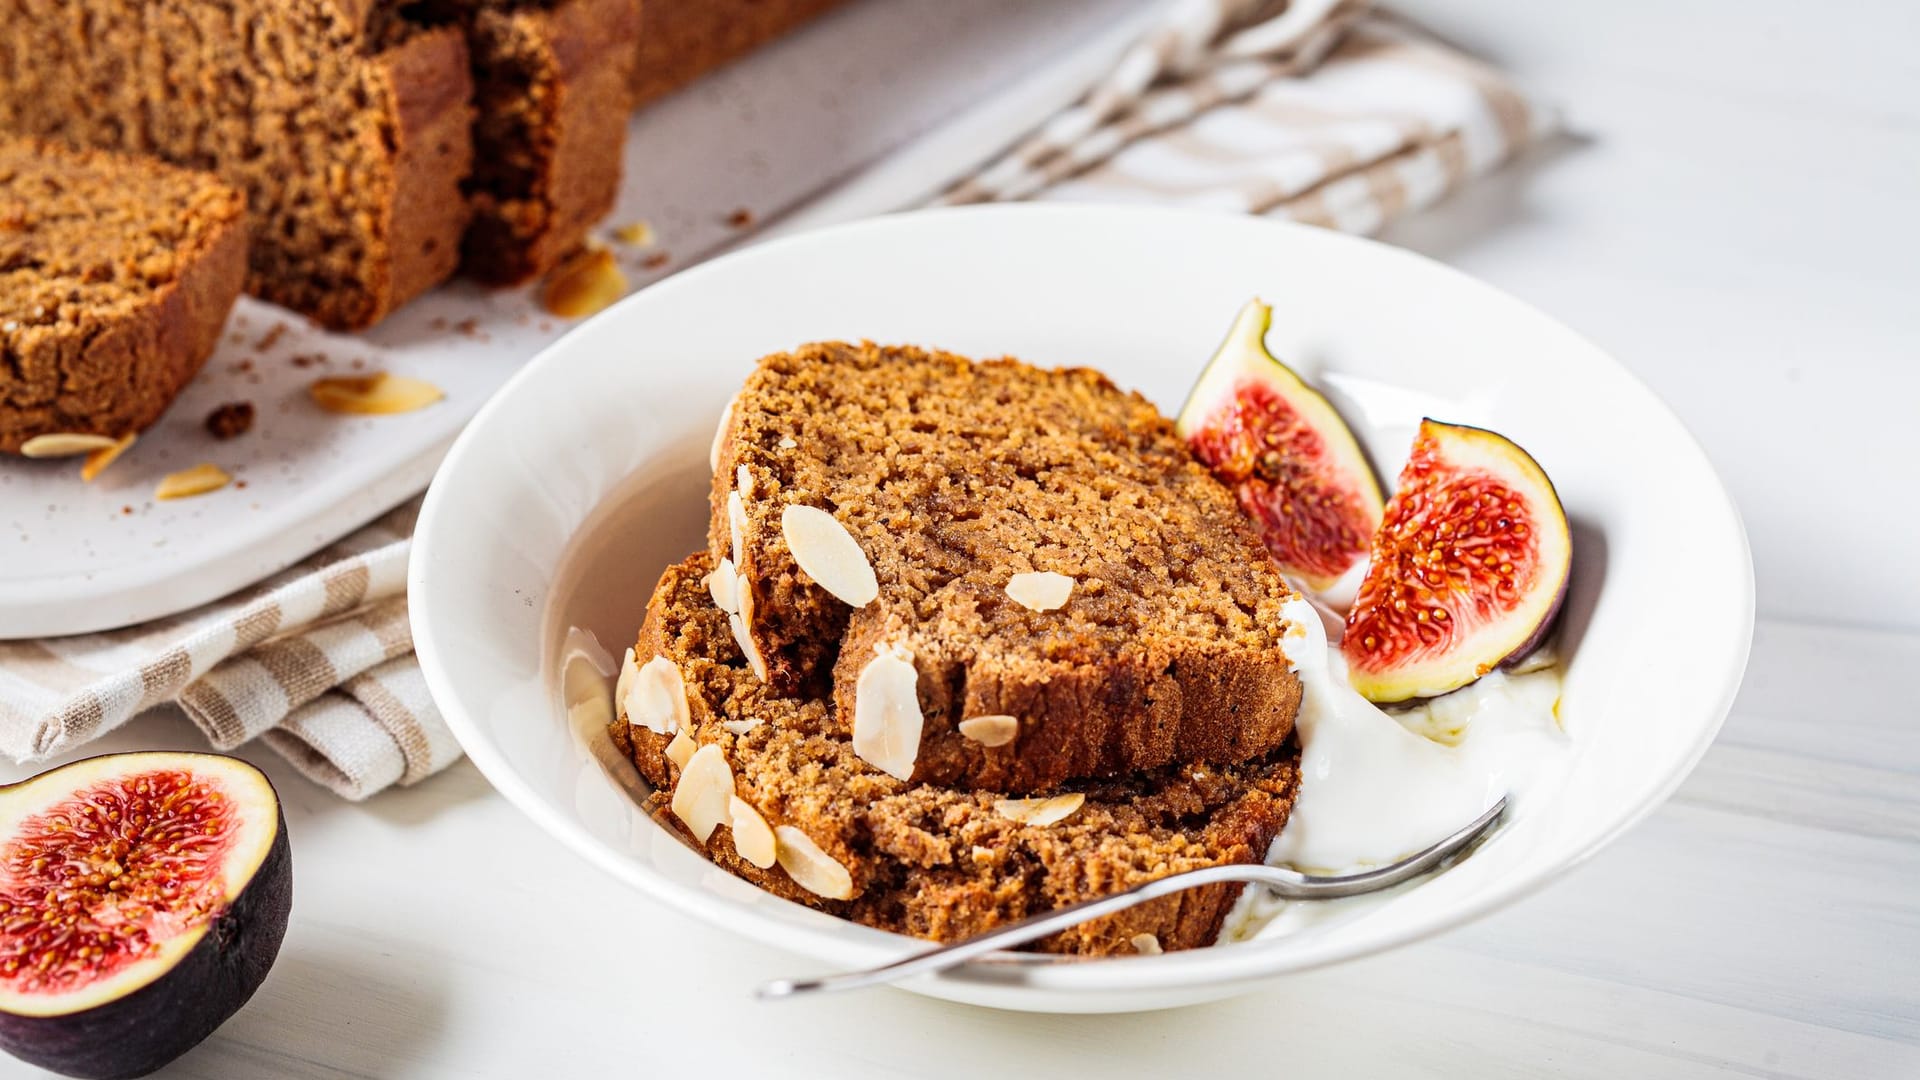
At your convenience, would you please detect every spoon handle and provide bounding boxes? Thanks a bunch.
[757,795,1507,999]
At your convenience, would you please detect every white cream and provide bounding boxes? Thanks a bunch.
[1265,597,1568,874]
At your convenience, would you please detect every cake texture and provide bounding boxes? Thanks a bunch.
[631,0,848,106]
[1,136,246,454]
[0,1,473,330]
[611,553,1303,954]
[710,342,1304,794]
[408,0,644,284]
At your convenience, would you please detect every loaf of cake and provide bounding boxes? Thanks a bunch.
[632,0,849,106]
[0,137,245,454]
[710,342,1304,794]
[0,2,473,331]
[612,554,1303,954]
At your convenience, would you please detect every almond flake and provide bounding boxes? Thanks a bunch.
[1130,934,1163,956]
[720,716,762,735]
[612,647,638,716]
[1005,571,1075,612]
[730,572,768,682]
[774,825,853,900]
[154,463,231,500]
[624,655,689,735]
[670,744,733,843]
[957,714,1018,747]
[540,247,626,318]
[709,391,738,473]
[665,729,696,769]
[310,373,444,415]
[781,504,878,607]
[728,796,777,869]
[993,792,1085,827]
[852,644,922,781]
[20,432,118,458]
[727,489,747,567]
[80,433,137,482]
[778,436,797,449]
[707,559,739,613]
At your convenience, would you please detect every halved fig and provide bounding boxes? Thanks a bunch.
[1343,419,1571,703]
[0,752,291,1079]
[1176,299,1385,592]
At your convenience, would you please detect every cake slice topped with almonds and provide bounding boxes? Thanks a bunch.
[708,341,1303,794]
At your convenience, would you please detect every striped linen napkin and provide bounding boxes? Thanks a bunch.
[0,499,459,799]
[944,0,1556,232]
[0,0,1552,800]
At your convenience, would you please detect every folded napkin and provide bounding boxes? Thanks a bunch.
[944,0,1556,231]
[0,499,460,799]
[0,0,1553,800]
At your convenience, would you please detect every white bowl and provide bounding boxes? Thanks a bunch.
[409,205,1753,1013]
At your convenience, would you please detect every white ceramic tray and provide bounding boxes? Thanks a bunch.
[0,0,1157,638]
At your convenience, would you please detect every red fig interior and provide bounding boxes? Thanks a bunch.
[1342,419,1571,703]
[0,753,282,1018]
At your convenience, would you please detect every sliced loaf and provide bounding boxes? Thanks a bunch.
[1,137,245,454]
[710,341,1304,794]
[611,553,1303,954]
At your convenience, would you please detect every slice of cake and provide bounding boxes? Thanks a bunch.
[709,342,1304,793]
[0,3,473,330]
[611,554,1303,954]
[1,137,245,454]
[406,0,644,285]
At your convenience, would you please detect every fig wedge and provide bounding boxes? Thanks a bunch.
[0,752,291,1079]
[1176,299,1384,592]
[1342,419,1571,703]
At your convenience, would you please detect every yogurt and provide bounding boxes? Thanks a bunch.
[1264,597,1568,874]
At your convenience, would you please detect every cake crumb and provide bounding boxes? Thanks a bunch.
[204,401,254,440]
[725,208,754,229]
[641,251,670,271]
[611,220,655,247]
[253,323,287,352]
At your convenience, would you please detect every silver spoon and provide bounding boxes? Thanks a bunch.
[759,794,1509,999]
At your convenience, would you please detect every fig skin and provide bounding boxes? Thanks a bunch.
[0,754,293,1080]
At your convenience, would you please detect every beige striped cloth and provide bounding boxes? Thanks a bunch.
[0,0,1551,801]
[943,0,1556,232]
[0,499,460,800]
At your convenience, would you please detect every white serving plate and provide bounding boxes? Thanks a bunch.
[0,0,1154,638]
[409,204,1754,1012]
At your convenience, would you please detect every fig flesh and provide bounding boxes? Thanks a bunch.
[1176,299,1385,592]
[1342,419,1571,703]
[0,752,291,1079]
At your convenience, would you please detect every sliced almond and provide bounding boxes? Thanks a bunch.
[540,247,627,318]
[774,825,853,900]
[310,373,444,415]
[726,489,747,567]
[1130,934,1163,956]
[781,504,878,607]
[624,655,689,735]
[852,644,922,781]
[80,433,137,482]
[670,744,734,844]
[778,436,797,449]
[154,463,231,500]
[730,573,768,682]
[708,557,739,613]
[957,714,1018,748]
[728,796,778,869]
[993,792,1085,827]
[20,432,118,458]
[1005,570,1075,612]
[709,391,738,473]
[720,716,763,736]
[735,463,752,499]
[665,728,697,769]
[612,647,638,718]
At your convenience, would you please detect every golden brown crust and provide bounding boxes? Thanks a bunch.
[461,0,643,284]
[631,0,849,107]
[713,341,1303,794]
[613,553,1302,955]
[0,137,246,453]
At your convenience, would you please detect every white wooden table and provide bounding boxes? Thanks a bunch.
[6,0,1916,1075]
